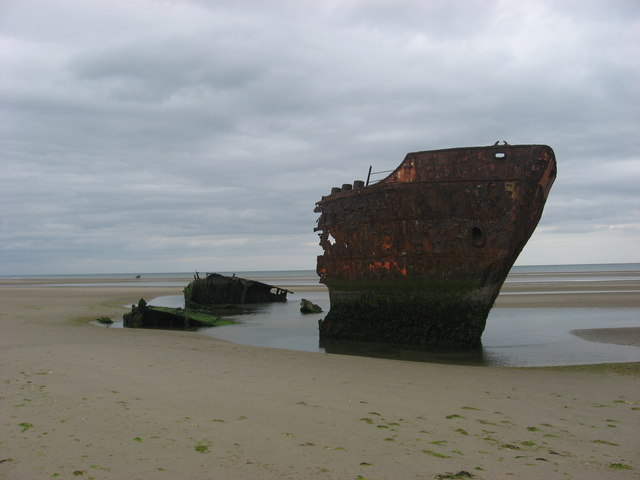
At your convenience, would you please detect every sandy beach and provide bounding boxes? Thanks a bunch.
[1,279,639,479]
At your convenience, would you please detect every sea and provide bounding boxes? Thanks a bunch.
[4,264,640,367]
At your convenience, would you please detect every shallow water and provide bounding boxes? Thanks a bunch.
[58,264,638,366]
[140,290,640,367]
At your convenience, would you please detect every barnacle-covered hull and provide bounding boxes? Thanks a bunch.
[314,144,556,347]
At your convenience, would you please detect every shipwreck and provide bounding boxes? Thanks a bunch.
[314,143,556,347]
[184,272,291,307]
[124,273,292,330]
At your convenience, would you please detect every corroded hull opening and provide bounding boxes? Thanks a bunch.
[314,144,556,347]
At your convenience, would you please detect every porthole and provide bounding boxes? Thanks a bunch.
[495,152,506,159]
[471,226,485,247]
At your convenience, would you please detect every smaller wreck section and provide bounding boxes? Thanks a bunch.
[123,299,224,329]
[184,272,292,307]
[123,273,292,331]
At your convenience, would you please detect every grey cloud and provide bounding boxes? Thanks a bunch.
[1,0,638,274]
[70,38,266,102]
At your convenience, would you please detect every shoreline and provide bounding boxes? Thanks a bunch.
[1,283,639,479]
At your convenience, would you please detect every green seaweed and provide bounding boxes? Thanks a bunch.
[18,422,32,432]
[501,444,521,450]
[194,440,210,453]
[435,472,475,479]
[592,439,619,446]
[477,419,496,425]
[423,449,451,458]
[89,465,110,471]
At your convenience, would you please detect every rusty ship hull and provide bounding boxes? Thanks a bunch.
[314,144,556,347]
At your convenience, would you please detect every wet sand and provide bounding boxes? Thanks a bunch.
[1,280,639,479]
[571,327,640,347]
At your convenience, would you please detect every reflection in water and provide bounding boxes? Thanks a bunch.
[319,337,487,365]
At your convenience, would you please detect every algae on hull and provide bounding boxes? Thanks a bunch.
[123,298,226,329]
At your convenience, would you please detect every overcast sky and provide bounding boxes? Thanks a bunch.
[1,0,639,275]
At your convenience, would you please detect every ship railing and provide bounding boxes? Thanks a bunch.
[366,166,395,186]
